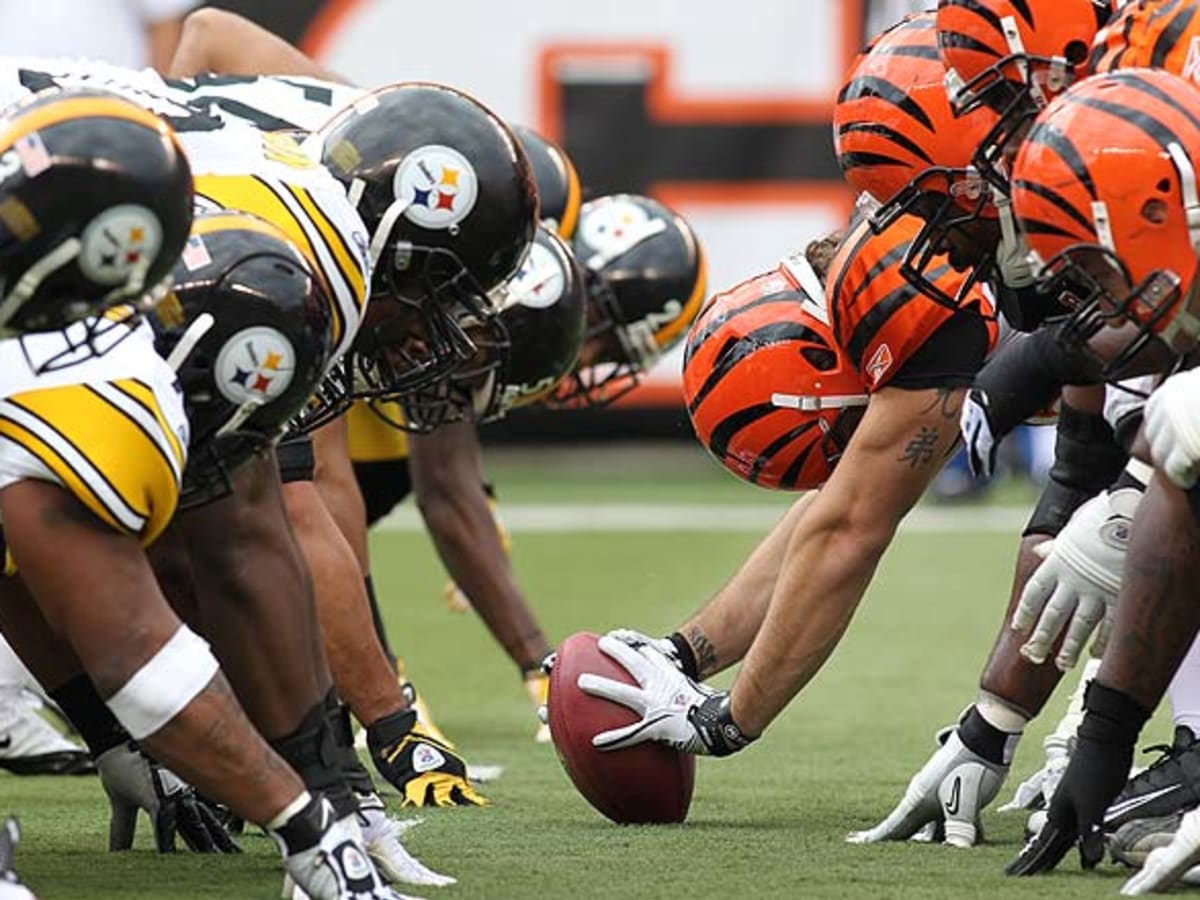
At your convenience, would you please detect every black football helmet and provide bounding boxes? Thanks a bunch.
[305,82,538,408]
[511,125,582,239]
[0,88,192,353]
[559,194,705,406]
[153,212,332,505]
[398,224,587,430]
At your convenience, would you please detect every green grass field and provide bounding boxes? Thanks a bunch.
[1,450,1163,899]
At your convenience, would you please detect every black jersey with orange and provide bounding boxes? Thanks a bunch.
[824,215,997,391]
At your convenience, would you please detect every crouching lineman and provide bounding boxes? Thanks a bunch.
[975,67,1200,890]
[0,91,403,899]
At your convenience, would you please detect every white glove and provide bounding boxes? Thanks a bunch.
[1145,369,1200,489]
[995,194,1036,290]
[847,726,1008,848]
[354,793,454,888]
[605,629,684,671]
[1121,806,1200,895]
[0,819,35,900]
[1011,488,1140,670]
[576,635,753,756]
[960,388,999,478]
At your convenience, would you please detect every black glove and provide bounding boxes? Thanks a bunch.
[1006,683,1149,876]
[96,742,241,853]
[367,710,488,808]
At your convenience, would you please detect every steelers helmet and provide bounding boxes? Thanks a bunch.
[307,82,538,403]
[511,124,582,239]
[560,194,705,406]
[153,212,332,505]
[0,88,192,341]
[398,224,587,431]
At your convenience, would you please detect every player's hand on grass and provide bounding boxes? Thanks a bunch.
[96,742,240,853]
[1011,489,1137,671]
[578,635,755,757]
[366,710,488,808]
[0,818,35,900]
[847,717,1007,847]
[1006,683,1148,876]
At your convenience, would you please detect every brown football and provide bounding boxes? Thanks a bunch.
[548,631,695,824]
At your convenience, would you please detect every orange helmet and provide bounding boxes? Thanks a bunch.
[937,0,1116,190]
[835,13,998,309]
[1011,67,1200,369]
[825,215,997,390]
[683,255,866,491]
[1092,0,1200,83]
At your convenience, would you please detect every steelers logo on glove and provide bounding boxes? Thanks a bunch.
[367,711,488,808]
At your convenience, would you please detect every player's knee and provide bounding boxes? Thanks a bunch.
[104,625,220,740]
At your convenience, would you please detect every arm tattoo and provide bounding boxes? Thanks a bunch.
[686,625,719,679]
[898,426,940,469]
[920,387,963,421]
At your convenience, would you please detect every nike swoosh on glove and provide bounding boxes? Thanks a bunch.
[367,711,488,808]
[847,723,1007,848]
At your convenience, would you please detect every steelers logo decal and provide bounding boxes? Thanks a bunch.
[393,144,478,229]
[509,242,566,309]
[78,205,163,286]
[214,326,296,406]
[579,197,652,255]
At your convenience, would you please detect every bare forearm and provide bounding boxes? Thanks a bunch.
[421,494,550,670]
[1099,473,1200,709]
[168,8,348,82]
[733,520,890,734]
[681,493,816,677]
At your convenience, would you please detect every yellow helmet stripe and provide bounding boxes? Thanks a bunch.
[0,95,170,151]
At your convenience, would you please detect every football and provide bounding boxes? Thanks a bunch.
[547,631,696,824]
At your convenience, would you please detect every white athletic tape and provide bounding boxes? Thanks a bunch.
[106,625,219,740]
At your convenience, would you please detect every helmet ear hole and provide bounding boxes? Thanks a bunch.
[1064,40,1090,65]
[1141,198,1170,225]
[1158,178,1173,193]
[800,346,837,371]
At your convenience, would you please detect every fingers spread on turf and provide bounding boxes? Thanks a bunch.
[1005,822,1074,876]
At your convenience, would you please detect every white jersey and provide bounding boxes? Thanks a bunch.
[0,58,373,369]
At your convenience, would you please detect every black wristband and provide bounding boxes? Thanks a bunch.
[667,632,700,681]
[1080,682,1152,748]
[270,795,325,856]
[688,693,757,757]
[49,675,129,758]
[958,706,1019,766]
[365,708,418,755]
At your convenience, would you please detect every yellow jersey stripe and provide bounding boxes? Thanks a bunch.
[113,379,186,473]
[84,384,181,488]
[4,394,152,529]
[286,183,367,316]
[0,409,135,535]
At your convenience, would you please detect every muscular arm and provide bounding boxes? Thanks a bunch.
[146,16,185,74]
[678,493,816,678]
[167,8,349,83]
[730,386,966,735]
[408,422,551,671]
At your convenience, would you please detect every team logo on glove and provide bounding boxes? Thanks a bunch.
[412,742,447,774]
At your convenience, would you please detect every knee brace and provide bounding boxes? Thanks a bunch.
[105,625,219,740]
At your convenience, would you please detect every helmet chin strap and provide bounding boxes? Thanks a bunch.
[165,312,215,371]
[367,194,413,270]
[771,392,869,412]
[216,397,265,438]
[781,253,829,324]
[0,237,81,332]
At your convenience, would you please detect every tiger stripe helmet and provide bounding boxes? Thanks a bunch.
[937,0,1116,190]
[1092,0,1200,82]
[824,214,997,391]
[1011,67,1200,369]
[683,255,866,491]
[835,12,998,308]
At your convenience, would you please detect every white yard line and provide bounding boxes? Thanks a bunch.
[375,503,1032,534]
